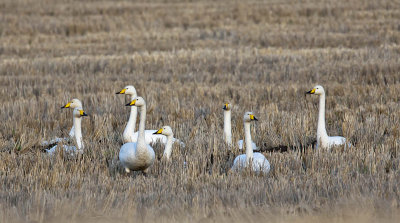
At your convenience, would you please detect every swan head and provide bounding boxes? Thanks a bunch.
[222,103,232,111]
[61,98,82,109]
[73,107,88,117]
[243,112,258,122]
[116,85,137,96]
[306,85,325,95]
[126,96,146,107]
[153,126,173,136]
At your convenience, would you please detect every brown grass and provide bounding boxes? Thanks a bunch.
[1,0,400,222]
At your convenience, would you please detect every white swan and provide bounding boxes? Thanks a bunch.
[119,97,155,173]
[223,103,258,151]
[231,112,270,174]
[41,98,83,146]
[153,126,174,160]
[117,86,184,146]
[46,107,87,154]
[306,85,350,149]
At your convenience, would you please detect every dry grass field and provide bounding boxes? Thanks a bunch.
[1,0,400,222]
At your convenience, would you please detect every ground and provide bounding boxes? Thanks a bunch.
[0,0,400,222]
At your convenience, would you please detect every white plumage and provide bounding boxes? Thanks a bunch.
[231,112,270,174]
[306,85,351,149]
[119,97,155,173]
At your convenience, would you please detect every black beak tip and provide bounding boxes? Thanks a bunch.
[125,103,131,106]
[61,106,65,109]
[116,92,121,94]
[254,118,258,121]
[82,113,88,117]
[153,132,157,135]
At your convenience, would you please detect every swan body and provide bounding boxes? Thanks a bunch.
[232,153,270,173]
[41,99,83,146]
[117,85,184,146]
[46,107,87,154]
[306,85,350,149]
[223,103,258,151]
[119,143,155,171]
[231,112,270,174]
[119,97,155,173]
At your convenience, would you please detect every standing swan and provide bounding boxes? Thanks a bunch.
[46,107,88,154]
[231,112,270,174]
[153,126,174,160]
[119,97,155,173]
[223,103,258,151]
[117,86,184,146]
[306,85,349,149]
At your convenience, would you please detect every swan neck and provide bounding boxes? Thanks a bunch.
[223,110,232,145]
[73,115,83,150]
[137,105,147,147]
[163,135,174,160]
[317,93,328,145]
[123,95,138,142]
[244,122,253,161]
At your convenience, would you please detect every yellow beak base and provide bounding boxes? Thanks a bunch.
[154,129,163,135]
[62,102,71,108]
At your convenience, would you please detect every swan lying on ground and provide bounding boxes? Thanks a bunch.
[117,86,184,147]
[223,103,258,151]
[119,97,155,173]
[46,107,87,154]
[231,112,270,174]
[306,85,350,149]
[41,99,83,146]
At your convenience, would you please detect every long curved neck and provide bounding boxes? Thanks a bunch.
[123,95,138,142]
[73,115,83,150]
[317,93,328,146]
[244,121,253,161]
[163,135,173,160]
[223,110,232,145]
[137,104,147,148]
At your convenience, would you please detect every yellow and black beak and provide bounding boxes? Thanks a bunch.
[306,88,316,95]
[79,110,88,117]
[125,99,136,106]
[153,128,163,135]
[116,88,126,94]
[250,114,258,121]
[61,102,71,109]
[223,103,229,110]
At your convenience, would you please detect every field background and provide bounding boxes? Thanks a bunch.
[1,0,400,222]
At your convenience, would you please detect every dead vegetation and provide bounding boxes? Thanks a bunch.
[0,0,400,222]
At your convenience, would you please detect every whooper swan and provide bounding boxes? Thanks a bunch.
[306,85,350,149]
[46,107,88,154]
[223,103,258,151]
[117,86,184,146]
[231,112,270,174]
[119,97,155,173]
[41,98,83,146]
[153,126,175,160]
